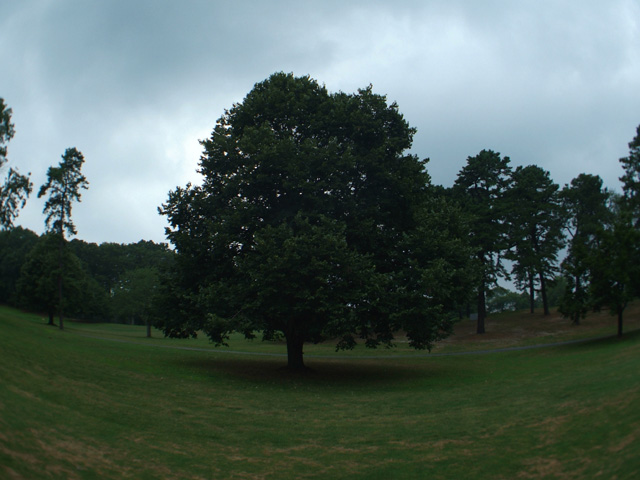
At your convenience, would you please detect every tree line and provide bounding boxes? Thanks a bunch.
[2,74,639,369]
[0,98,173,331]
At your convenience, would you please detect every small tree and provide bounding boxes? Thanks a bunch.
[37,147,89,329]
[0,98,32,229]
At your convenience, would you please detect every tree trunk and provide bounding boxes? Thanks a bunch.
[477,282,486,334]
[285,320,306,370]
[617,309,623,337]
[58,272,64,330]
[572,275,581,325]
[528,272,535,314]
[48,309,54,326]
[58,235,64,330]
[146,319,151,338]
[538,271,550,316]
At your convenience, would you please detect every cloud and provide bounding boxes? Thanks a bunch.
[1,0,638,244]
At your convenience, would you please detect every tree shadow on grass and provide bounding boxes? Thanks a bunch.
[175,354,459,388]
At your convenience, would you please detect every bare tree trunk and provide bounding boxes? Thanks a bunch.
[477,280,486,334]
[528,271,535,314]
[617,309,623,337]
[538,271,550,316]
[286,320,306,370]
[572,275,581,325]
[58,235,64,330]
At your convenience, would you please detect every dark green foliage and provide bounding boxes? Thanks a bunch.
[0,226,38,304]
[69,239,172,295]
[506,165,564,315]
[558,174,610,324]
[619,124,640,225]
[159,72,474,368]
[453,149,512,333]
[588,198,640,336]
[111,266,161,329]
[16,234,90,324]
[0,98,32,229]
[487,286,531,313]
[38,147,89,238]
[36,147,89,328]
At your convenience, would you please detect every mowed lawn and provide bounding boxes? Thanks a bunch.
[1,306,639,479]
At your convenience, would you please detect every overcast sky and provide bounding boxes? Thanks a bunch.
[1,0,638,245]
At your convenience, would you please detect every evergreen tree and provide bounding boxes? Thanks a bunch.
[453,149,512,333]
[37,147,89,329]
[558,174,610,324]
[506,165,564,315]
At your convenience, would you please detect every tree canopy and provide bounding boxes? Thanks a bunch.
[158,72,474,369]
[506,165,564,315]
[453,149,512,333]
[38,147,89,238]
[0,98,32,229]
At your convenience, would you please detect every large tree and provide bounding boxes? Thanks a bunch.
[506,165,564,315]
[453,149,512,333]
[158,72,473,369]
[558,174,610,324]
[0,98,32,229]
[37,147,89,329]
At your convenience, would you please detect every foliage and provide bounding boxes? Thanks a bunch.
[16,234,90,324]
[38,147,89,238]
[159,72,474,368]
[0,226,38,304]
[506,165,564,314]
[0,98,32,229]
[558,174,610,324]
[487,286,531,313]
[453,149,512,333]
[588,197,640,336]
[111,266,161,327]
[619,123,640,225]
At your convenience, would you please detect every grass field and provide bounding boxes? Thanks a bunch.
[1,305,639,479]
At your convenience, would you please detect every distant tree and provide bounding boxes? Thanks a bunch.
[506,165,564,315]
[158,72,474,369]
[487,286,531,313]
[541,276,568,309]
[588,196,640,336]
[37,147,89,329]
[17,234,86,325]
[0,98,32,229]
[558,174,610,324]
[619,124,640,225]
[453,149,512,333]
[112,266,161,337]
[0,227,39,304]
[69,239,173,298]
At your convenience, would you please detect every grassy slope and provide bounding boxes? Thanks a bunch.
[1,306,639,479]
